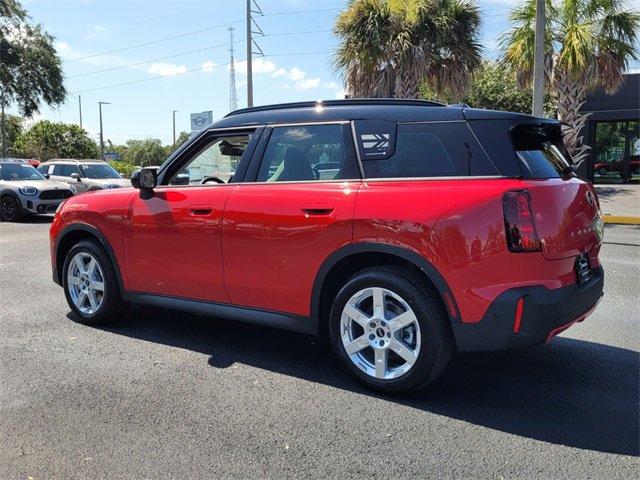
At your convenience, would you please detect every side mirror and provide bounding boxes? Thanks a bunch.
[44,174,50,179]
[131,168,157,192]
[70,173,81,181]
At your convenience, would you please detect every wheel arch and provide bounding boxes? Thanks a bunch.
[311,243,461,334]
[55,223,125,291]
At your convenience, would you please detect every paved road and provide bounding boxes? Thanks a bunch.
[1,218,638,479]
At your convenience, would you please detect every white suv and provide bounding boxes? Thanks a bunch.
[37,159,130,193]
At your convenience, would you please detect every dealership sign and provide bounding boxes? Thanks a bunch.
[190,111,214,132]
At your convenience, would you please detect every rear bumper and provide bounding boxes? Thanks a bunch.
[452,267,604,351]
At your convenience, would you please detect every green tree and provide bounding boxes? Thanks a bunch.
[14,120,99,160]
[1,0,65,115]
[421,62,553,114]
[501,0,640,167]
[166,131,191,156]
[334,0,482,99]
[0,113,22,155]
[123,138,166,167]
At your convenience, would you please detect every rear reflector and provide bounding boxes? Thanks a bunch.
[513,297,524,333]
[503,190,542,252]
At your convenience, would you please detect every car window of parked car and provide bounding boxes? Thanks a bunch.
[0,163,47,181]
[79,163,122,179]
[357,121,499,178]
[37,164,49,174]
[61,164,82,177]
[167,134,251,185]
[256,124,356,182]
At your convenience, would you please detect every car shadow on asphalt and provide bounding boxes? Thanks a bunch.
[10,214,54,224]
[86,305,639,457]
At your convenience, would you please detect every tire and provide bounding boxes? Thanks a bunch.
[0,195,23,222]
[62,240,129,325]
[329,267,453,393]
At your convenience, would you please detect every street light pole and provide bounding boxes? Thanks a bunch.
[78,95,83,129]
[172,110,178,145]
[98,101,110,160]
[532,0,546,116]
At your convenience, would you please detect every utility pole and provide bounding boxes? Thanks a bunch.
[228,26,238,112]
[1,92,6,158]
[98,101,110,160]
[172,109,178,145]
[532,0,546,116]
[78,95,83,129]
[246,0,263,107]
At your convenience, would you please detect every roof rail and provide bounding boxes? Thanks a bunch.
[225,98,445,117]
[46,158,104,163]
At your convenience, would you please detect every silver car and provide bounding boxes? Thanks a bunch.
[37,159,130,192]
[0,160,75,222]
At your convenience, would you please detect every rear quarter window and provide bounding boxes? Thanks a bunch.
[511,124,572,179]
[356,121,499,178]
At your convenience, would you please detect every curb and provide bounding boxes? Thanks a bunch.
[603,215,640,225]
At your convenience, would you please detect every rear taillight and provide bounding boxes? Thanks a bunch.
[503,190,542,253]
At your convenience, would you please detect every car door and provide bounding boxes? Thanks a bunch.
[123,128,262,303]
[222,122,361,316]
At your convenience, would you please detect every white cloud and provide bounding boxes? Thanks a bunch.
[56,41,71,56]
[147,62,187,77]
[272,67,287,78]
[202,60,216,73]
[233,58,277,75]
[335,88,346,99]
[296,77,321,91]
[289,67,306,81]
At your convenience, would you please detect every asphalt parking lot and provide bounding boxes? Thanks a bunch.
[1,217,638,479]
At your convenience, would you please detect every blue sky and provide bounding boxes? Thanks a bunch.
[13,0,639,145]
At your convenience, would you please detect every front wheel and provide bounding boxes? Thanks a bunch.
[62,240,129,324]
[329,267,453,393]
[0,195,23,222]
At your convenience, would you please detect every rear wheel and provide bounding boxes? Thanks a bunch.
[0,195,22,222]
[329,267,453,393]
[62,240,129,324]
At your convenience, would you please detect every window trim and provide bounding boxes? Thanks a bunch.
[157,126,263,187]
[243,121,362,184]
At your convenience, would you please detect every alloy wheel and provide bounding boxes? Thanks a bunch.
[67,252,106,315]
[1,197,17,221]
[340,287,421,380]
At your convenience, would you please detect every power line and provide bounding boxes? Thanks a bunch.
[63,8,341,65]
[73,51,330,94]
[67,30,332,79]
[64,19,243,63]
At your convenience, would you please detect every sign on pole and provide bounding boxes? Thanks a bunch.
[190,111,214,132]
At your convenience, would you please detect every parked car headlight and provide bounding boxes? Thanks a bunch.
[19,186,38,196]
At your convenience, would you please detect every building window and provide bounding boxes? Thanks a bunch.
[593,120,639,183]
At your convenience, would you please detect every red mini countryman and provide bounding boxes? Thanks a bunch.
[50,99,604,392]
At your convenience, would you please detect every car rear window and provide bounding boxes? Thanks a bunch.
[356,121,499,178]
[511,124,573,179]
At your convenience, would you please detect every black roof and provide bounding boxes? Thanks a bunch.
[212,98,552,129]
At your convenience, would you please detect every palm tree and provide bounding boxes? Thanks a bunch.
[334,0,482,100]
[502,0,640,167]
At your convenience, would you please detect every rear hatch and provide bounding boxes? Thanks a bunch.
[511,123,603,260]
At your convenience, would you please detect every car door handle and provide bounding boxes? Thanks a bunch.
[188,205,214,216]
[301,204,334,216]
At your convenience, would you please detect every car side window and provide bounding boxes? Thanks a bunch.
[166,134,252,185]
[51,165,65,176]
[37,165,49,174]
[358,122,499,178]
[61,165,81,177]
[256,124,356,182]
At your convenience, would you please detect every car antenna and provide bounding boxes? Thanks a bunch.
[464,142,472,176]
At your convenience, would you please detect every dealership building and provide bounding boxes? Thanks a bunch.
[580,72,639,183]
